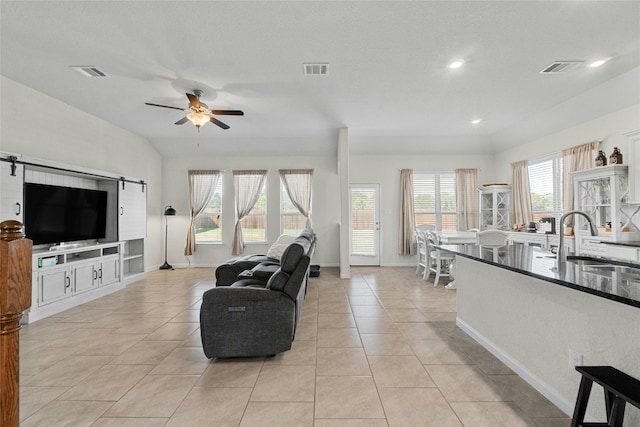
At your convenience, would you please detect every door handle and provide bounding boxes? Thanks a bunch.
[15,202,21,215]
[120,207,124,215]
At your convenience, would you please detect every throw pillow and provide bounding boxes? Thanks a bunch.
[267,234,297,260]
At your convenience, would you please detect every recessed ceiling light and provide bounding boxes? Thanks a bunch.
[589,59,608,68]
[471,119,481,125]
[449,60,464,69]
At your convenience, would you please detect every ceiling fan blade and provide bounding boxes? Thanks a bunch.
[186,93,200,109]
[145,102,185,111]
[210,117,230,130]
[211,110,244,116]
[174,117,189,125]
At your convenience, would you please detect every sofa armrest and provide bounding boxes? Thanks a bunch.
[214,255,275,286]
[200,287,295,358]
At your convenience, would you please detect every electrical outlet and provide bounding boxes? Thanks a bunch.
[569,350,583,368]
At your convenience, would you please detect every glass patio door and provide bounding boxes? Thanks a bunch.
[349,183,380,266]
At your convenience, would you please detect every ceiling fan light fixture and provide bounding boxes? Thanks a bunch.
[187,112,210,128]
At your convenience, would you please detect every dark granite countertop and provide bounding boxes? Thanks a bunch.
[438,244,640,309]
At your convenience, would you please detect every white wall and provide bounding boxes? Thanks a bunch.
[0,76,164,269]
[493,104,640,183]
[161,137,495,269]
[348,146,495,266]
[492,66,640,182]
[161,152,340,268]
[456,256,640,425]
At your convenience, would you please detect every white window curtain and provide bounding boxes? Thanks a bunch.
[562,141,599,227]
[511,161,532,226]
[185,170,220,256]
[455,168,478,230]
[399,169,416,255]
[279,169,313,228]
[232,170,267,255]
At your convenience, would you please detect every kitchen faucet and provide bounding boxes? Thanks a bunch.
[557,210,599,262]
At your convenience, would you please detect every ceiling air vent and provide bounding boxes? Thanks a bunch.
[539,61,584,74]
[303,63,329,76]
[70,66,109,77]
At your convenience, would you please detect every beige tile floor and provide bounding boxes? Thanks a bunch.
[19,266,571,426]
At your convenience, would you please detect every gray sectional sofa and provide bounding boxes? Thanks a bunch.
[200,229,316,358]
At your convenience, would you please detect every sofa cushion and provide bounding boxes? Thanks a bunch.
[266,270,290,293]
[266,234,297,260]
[280,239,311,273]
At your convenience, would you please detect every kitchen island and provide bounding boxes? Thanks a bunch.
[439,244,640,425]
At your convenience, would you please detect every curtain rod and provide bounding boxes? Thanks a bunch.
[0,156,145,187]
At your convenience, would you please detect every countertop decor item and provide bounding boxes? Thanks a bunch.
[595,150,607,166]
[610,147,623,164]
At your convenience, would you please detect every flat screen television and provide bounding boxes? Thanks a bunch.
[24,183,108,245]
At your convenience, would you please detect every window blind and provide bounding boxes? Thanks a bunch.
[528,156,563,223]
[413,172,457,230]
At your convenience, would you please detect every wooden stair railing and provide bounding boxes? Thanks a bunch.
[0,220,32,427]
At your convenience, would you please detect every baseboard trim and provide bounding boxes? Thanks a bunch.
[456,317,574,417]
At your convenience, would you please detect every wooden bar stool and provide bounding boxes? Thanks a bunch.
[571,366,640,427]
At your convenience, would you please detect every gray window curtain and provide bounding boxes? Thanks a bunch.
[232,170,267,255]
[511,161,532,226]
[399,169,416,255]
[185,170,220,256]
[279,169,313,228]
[562,141,599,227]
[455,168,478,230]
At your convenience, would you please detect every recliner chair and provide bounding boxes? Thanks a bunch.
[200,235,312,358]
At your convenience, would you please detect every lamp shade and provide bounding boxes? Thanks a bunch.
[164,206,177,216]
[187,112,210,128]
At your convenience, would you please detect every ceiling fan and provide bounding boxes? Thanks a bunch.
[145,90,244,131]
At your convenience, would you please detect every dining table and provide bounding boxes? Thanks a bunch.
[433,230,478,289]
[434,230,478,245]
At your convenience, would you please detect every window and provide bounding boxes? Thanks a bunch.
[238,177,267,243]
[281,184,307,235]
[528,155,563,224]
[413,172,457,230]
[195,177,223,243]
[279,169,313,235]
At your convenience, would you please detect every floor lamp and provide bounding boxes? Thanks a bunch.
[160,205,176,270]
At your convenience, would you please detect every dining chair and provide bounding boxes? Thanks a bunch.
[415,229,428,277]
[425,230,455,286]
[476,229,510,248]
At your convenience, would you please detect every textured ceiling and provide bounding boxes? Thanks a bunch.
[1,1,639,156]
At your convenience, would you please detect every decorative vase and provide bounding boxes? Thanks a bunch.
[609,147,623,164]
[595,150,607,167]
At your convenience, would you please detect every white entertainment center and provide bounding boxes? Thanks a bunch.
[0,152,147,323]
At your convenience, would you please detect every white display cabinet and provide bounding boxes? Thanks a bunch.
[479,186,511,230]
[624,129,640,204]
[571,165,640,256]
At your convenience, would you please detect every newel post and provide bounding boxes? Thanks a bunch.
[0,220,32,427]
